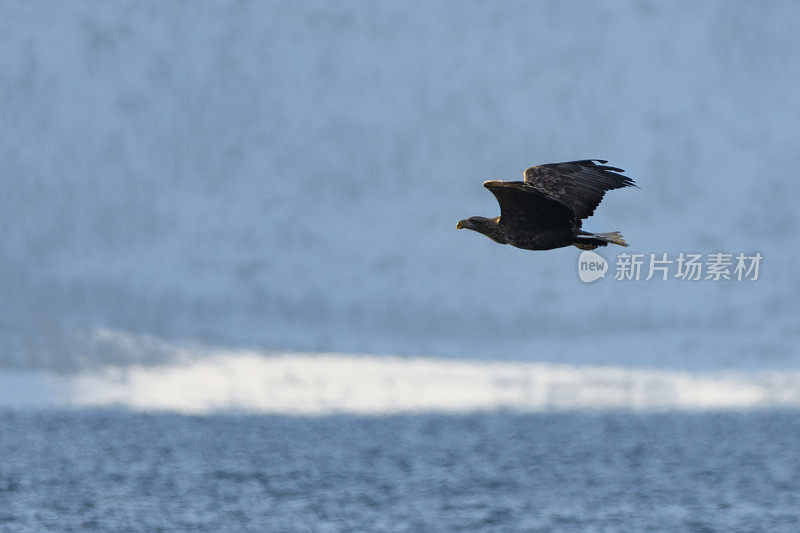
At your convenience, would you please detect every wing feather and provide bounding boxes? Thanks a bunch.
[523,159,636,220]
[483,180,575,233]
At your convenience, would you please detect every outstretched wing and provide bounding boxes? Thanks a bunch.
[484,180,575,233]
[523,159,636,221]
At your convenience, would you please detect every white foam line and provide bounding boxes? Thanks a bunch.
[29,352,798,414]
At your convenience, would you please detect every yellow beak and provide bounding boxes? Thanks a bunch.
[457,221,465,230]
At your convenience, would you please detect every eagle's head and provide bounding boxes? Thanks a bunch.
[456,216,487,231]
[457,216,506,243]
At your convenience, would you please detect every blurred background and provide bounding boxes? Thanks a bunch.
[2,2,800,528]
[2,1,798,377]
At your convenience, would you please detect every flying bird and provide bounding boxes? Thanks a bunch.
[457,159,637,250]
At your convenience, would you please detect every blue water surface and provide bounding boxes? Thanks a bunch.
[1,409,798,531]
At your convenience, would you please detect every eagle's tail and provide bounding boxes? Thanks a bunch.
[573,231,628,249]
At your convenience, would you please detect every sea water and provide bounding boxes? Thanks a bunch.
[2,410,799,531]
